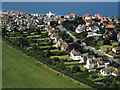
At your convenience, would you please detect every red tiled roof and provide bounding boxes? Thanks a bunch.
[70,49,81,56]
[105,24,115,29]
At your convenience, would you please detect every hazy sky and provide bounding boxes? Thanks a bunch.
[1,0,120,2]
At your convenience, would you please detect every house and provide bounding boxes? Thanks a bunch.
[100,67,118,76]
[84,14,91,17]
[85,16,91,20]
[69,49,83,61]
[58,20,64,24]
[85,56,97,69]
[105,24,115,29]
[117,32,120,43]
[83,14,91,20]
[85,56,105,69]
[112,70,120,76]
[55,38,64,47]
[50,33,58,39]
[47,27,56,35]
[61,42,69,51]
[112,46,120,54]
[64,13,76,19]
[86,26,99,32]
[85,20,93,26]
[87,32,102,38]
[48,29,56,35]
[94,14,102,19]
[101,19,108,23]
[54,36,60,43]
[96,58,105,68]
[75,24,86,33]
[46,12,55,18]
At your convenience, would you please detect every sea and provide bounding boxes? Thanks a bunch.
[2,2,119,17]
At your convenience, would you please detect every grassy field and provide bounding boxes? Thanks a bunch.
[2,41,91,88]
[50,55,73,60]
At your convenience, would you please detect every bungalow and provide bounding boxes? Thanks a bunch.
[86,26,99,32]
[75,24,86,33]
[117,32,120,43]
[61,42,69,51]
[100,67,118,76]
[69,49,83,61]
[112,46,120,54]
[64,13,76,19]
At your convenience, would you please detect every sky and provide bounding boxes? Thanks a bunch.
[1,0,120,2]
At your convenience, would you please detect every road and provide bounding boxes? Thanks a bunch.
[58,25,78,42]
[58,25,120,65]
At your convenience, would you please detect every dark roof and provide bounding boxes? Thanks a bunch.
[101,67,117,73]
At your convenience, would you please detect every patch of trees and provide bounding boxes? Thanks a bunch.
[103,38,111,45]
[58,31,73,43]
[84,37,97,46]
[62,17,85,31]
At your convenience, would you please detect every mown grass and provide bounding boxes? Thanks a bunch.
[2,41,91,88]
[50,55,72,60]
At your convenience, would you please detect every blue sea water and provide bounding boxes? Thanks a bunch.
[2,2,119,17]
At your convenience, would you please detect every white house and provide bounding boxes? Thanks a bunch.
[112,70,120,76]
[70,49,83,61]
[46,12,55,18]
[75,25,86,33]
[85,56,97,69]
[85,56,105,69]
[100,67,118,76]
[86,26,99,32]
[112,46,120,54]
[87,32,102,38]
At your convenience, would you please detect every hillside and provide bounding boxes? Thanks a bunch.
[2,41,91,88]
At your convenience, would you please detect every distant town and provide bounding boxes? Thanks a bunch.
[2,10,120,88]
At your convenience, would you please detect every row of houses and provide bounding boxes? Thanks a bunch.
[70,49,120,76]
[46,25,69,51]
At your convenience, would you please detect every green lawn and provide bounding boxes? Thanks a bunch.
[100,41,118,52]
[100,45,112,51]
[50,55,72,60]
[2,41,91,88]
[40,45,53,49]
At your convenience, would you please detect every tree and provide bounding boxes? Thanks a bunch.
[72,66,80,73]
[103,38,111,45]
[57,46,61,50]
[88,51,95,55]
[110,78,118,88]
[50,21,58,27]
